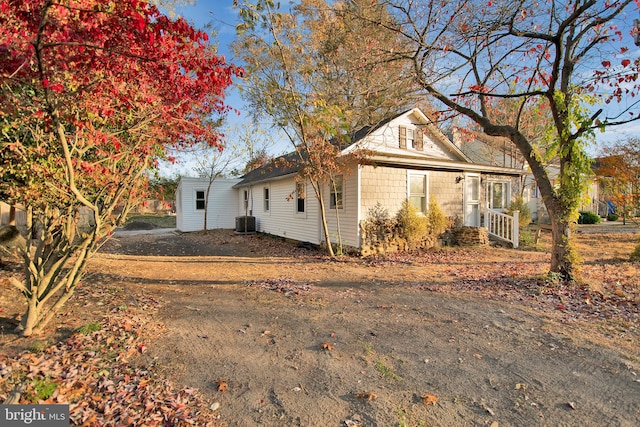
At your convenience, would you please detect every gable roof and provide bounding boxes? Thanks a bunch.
[341,108,472,163]
[235,108,523,188]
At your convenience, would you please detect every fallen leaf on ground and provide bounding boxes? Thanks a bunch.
[322,342,334,351]
[356,391,377,401]
[421,393,438,405]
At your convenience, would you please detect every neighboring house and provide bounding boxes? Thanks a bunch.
[232,108,524,249]
[175,177,241,232]
[591,156,628,217]
[454,129,601,223]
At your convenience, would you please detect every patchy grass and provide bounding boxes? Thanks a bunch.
[125,214,176,229]
[375,359,403,382]
[28,341,48,354]
[77,322,102,335]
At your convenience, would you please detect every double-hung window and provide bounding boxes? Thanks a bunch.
[330,175,343,209]
[407,128,415,149]
[264,187,270,212]
[195,190,205,210]
[408,173,428,214]
[399,126,424,151]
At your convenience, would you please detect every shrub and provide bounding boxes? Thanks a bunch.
[518,228,536,248]
[396,200,428,246]
[361,203,395,244]
[426,196,450,236]
[577,211,601,224]
[607,213,619,221]
[507,196,532,228]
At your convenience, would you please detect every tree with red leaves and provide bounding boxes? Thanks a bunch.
[0,0,242,336]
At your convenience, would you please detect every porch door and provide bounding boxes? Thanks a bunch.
[464,173,481,226]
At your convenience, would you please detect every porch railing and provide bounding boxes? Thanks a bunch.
[486,209,519,248]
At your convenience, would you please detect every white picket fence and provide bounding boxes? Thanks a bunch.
[486,209,519,248]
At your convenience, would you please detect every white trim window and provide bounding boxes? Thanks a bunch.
[296,182,305,213]
[330,175,343,209]
[407,128,415,149]
[195,190,205,210]
[408,172,428,214]
[488,181,511,210]
[243,189,249,212]
[263,186,270,212]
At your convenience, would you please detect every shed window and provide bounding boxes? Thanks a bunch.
[296,182,305,213]
[195,190,205,210]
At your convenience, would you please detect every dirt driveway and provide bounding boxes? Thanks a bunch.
[78,229,639,427]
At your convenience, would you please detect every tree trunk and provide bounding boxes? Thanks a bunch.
[19,293,39,337]
[314,181,335,257]
[9,205,16,226]
[549,218,576,282]
[204,185,210,232]
[543,193,578,282]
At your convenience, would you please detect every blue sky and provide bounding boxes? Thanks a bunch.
[159,1,286,177]
[160,1,640,177]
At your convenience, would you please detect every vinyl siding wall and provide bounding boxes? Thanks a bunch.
[237,176,322,244]
[176,177,240,232]
[322,165,360,248]
[360,114,459,161]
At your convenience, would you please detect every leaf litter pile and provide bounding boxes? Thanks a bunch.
[245,277,314,296]
[0,292,219,426]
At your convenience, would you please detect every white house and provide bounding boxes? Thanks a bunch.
[175,177,241,232]
[232,108,524,249]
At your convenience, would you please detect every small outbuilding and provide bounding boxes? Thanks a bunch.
[175,177,241,232]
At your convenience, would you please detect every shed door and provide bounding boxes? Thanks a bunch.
[464,173,481,227]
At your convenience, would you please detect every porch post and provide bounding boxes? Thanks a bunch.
[513,210,519,249]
